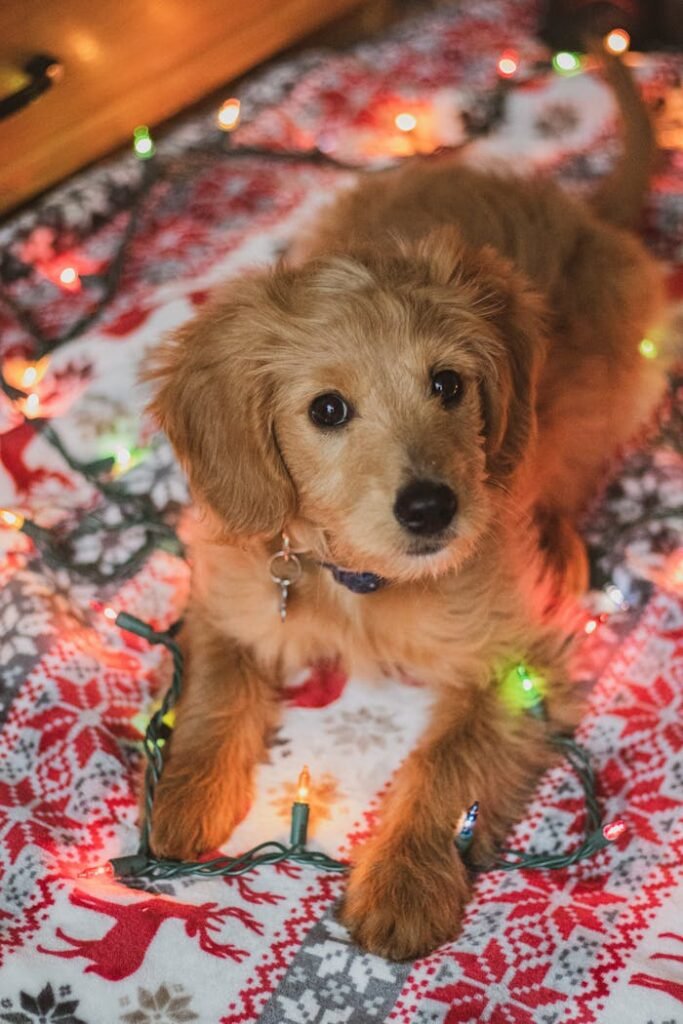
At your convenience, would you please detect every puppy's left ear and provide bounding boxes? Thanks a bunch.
[415,229,547,479]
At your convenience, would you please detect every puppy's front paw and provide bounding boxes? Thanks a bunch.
[339,835,471,960]
[149,768,251,860]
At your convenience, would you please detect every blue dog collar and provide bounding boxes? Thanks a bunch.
[322,563,387,594]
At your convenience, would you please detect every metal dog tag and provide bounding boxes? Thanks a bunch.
[268,534,302,623]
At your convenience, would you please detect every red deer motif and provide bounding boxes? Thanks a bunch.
[38,888,262,981]
[630,932,683,1003]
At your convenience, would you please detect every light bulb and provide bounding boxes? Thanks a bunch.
[133,126,155,159]
[114,447,132,470]
[604,29,630,55]
[3,355,49,391]
[0,509,25,531]
[497,50,519,78]
[552,51,582,75]
[602,819,627,842]
[217,98,241,131]
[22,393,41,418]
[296,765,311,803]
[395,112,418,132]
[78,861,115,879]
[59,266,78,286]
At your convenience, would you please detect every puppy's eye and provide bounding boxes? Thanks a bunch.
[431,369,464,408]
[309,392,353,428]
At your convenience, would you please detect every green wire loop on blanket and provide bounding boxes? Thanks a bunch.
[89,612,625,883]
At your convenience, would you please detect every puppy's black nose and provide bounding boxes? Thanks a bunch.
[393,480,457,536]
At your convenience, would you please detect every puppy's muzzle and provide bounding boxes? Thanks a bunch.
[393,479,457,537]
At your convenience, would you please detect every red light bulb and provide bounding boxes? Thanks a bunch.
[602,819,627,842]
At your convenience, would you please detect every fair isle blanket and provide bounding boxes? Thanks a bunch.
[1,2,682,1021]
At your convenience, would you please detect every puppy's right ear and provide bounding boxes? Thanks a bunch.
[147,273,297,538]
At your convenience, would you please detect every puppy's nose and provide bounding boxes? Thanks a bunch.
[393,480,457,536]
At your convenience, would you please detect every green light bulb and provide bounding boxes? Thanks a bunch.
[498,661,547,714]
[552,51,582,75]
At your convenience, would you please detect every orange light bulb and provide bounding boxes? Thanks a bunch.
[604,28,630,55]
[3,355,50,391]
[296,765,311,803]
[395,112,418,132]
[217,98,241,131]
[21,392,41,418]
[0,509,25,531]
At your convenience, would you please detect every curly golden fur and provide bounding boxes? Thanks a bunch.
[146,54,664,959]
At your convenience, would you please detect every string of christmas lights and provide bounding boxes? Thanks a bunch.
[0,29,672,888]
[74,610,627,884]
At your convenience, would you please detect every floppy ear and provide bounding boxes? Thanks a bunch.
[414,228,547,479]
[146,272,297,537]
[466,247,546,479]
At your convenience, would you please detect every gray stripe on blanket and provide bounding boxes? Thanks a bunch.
[258,909,412,1023]
[0,569,60,728]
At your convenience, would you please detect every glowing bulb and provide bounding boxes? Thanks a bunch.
[92,599,119,622]
[296,765,311,803]
[0,509,25,531]
[133,126,155,159]
[2,355,50,391]
[59,266,78,286]
[499,662,547,714]
[217,98,241,131]
[78,862,115,879]
[22,393,41,418]
[602,819,627,842]
[584,617,598,634]
[639,337,657,359]
[497,50,519,78]
[604,28,630,55]
[605,584,628,611]
[395,112,418,132]
[114,447,132,471]
[552,51,582,75]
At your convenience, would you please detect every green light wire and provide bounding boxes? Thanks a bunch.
[100,613,622,883]
[12,510,180,585]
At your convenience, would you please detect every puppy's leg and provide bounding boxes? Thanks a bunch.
[341,680,573,960]
[149,609,280,860]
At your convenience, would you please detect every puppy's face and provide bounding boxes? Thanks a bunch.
[271,276,493,580]
[150,231,544,582]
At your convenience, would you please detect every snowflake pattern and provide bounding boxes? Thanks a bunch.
[119,985,198,1024]
[0,984,86,1024]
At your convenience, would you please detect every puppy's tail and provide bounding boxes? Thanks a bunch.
[589,50,657,230]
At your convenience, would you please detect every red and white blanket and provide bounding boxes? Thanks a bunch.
[1,2,682,1020]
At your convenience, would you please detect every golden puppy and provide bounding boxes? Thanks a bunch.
[147,55,663,960]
